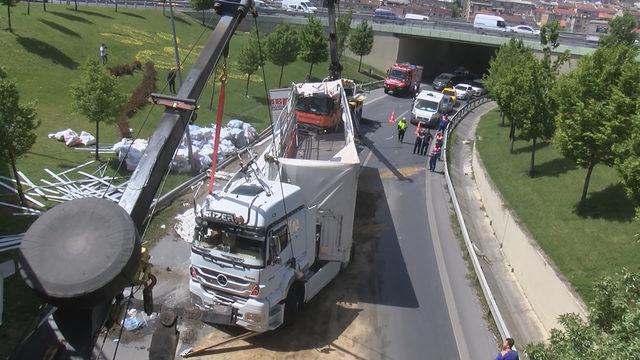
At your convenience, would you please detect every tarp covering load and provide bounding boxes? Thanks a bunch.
[113,121,257,173]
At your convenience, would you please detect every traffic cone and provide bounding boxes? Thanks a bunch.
[388,111,395,124]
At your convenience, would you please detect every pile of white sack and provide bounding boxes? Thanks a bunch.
[112,120,258,173]
[48,129,96,147]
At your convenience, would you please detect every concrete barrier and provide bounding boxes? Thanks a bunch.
[471,144,587,332]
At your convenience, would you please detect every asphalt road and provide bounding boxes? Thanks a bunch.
[359,86,497,359]
[98,85,499,360]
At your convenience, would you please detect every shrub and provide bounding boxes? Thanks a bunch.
[116,62,157,137]
[109,60,144,77]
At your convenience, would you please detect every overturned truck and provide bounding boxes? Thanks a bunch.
[189,79,361,332]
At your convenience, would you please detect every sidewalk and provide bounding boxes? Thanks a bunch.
[447,102,548,347]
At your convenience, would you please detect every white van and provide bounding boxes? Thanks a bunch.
[282,0,315,13]
[473,14,508,32]
[404,13,429,21]
[411,90,452,127]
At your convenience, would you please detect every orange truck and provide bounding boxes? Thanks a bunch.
[384,63,424,96]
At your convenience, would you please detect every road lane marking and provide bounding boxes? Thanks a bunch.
[425,174,471,360]
[364,93,387,105]
[363,149,374,167]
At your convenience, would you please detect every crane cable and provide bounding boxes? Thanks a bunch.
[101,11,219,199]
[207,56,228,194]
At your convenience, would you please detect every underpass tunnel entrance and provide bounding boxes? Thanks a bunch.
[396,36,498,82]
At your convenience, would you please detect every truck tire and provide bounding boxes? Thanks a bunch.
[283,284,302,326]
[340,244,355,272]
[384,88,389,94]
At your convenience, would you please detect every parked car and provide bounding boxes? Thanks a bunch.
[508,25,540,35]
[453,84,474,100]
[373,8,405,24]
[469,79,486,96]
[433,73,461,91]
[442,87,457,105]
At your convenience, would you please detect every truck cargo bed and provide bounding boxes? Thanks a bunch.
[296,132,346,161]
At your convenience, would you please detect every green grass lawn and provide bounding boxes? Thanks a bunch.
[0,3,383,220]
[0,5,383,356]
[476,109,640,302]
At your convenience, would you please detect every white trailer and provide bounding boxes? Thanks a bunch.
[189,80,360,332]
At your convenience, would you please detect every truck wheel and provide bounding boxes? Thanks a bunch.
[384,88,389,94]
[340,244,355,272]
[284,285,302,326]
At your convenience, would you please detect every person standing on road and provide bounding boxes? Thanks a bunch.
[429,144,441,172]
[495,338,519,360]
[435,131,444,147]
[99,43,108,65]
[167,69,177,94]
[413,128,424,154]
[420,129,432,156]
[397,118,408,143]
[438,114,450,132]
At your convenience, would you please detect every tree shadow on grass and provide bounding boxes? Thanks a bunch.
[513,140,550,154]
[575,183,635,222]
[38,19,81,38]
[15,36,79,69]
[74,8,114,19]
[49,11,94,24]
[119,11,146,19]
[165,15,191,26]
[534,157,577,178]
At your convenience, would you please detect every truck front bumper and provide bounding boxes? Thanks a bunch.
[190,280,274,332]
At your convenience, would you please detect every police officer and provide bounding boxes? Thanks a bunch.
[397,118,408,143]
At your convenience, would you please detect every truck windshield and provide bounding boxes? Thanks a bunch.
[415,99,439,112]
[194,225,265,267]
[389,69,407,80]
[295,95,335,115]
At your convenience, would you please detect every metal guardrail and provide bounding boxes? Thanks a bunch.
[441,96,512,342]
[357,80,385,92]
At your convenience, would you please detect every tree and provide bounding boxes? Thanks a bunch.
[0,69,40,207]
[526,270,640,360]
[348,19,373,72]
[451,0,462,18]
[237,32,264,96]
[484,38,531,152]
[600,10,638,48]
[517,21,568,176]
[71,59,126,161]
[299,16,328,78]
[1,0,19,32]
[336,9,353,61]
[265,24,300,87]
[190,0,213,26]
[553,44,640,207]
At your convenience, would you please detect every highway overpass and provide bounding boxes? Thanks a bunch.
[186,11,593,79]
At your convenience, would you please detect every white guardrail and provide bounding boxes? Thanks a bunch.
[441,97,512,342]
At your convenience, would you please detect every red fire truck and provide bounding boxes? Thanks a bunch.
[384,63,424,96]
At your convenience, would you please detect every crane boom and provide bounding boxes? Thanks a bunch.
[12,1,254,359]
[326,0,342,80]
